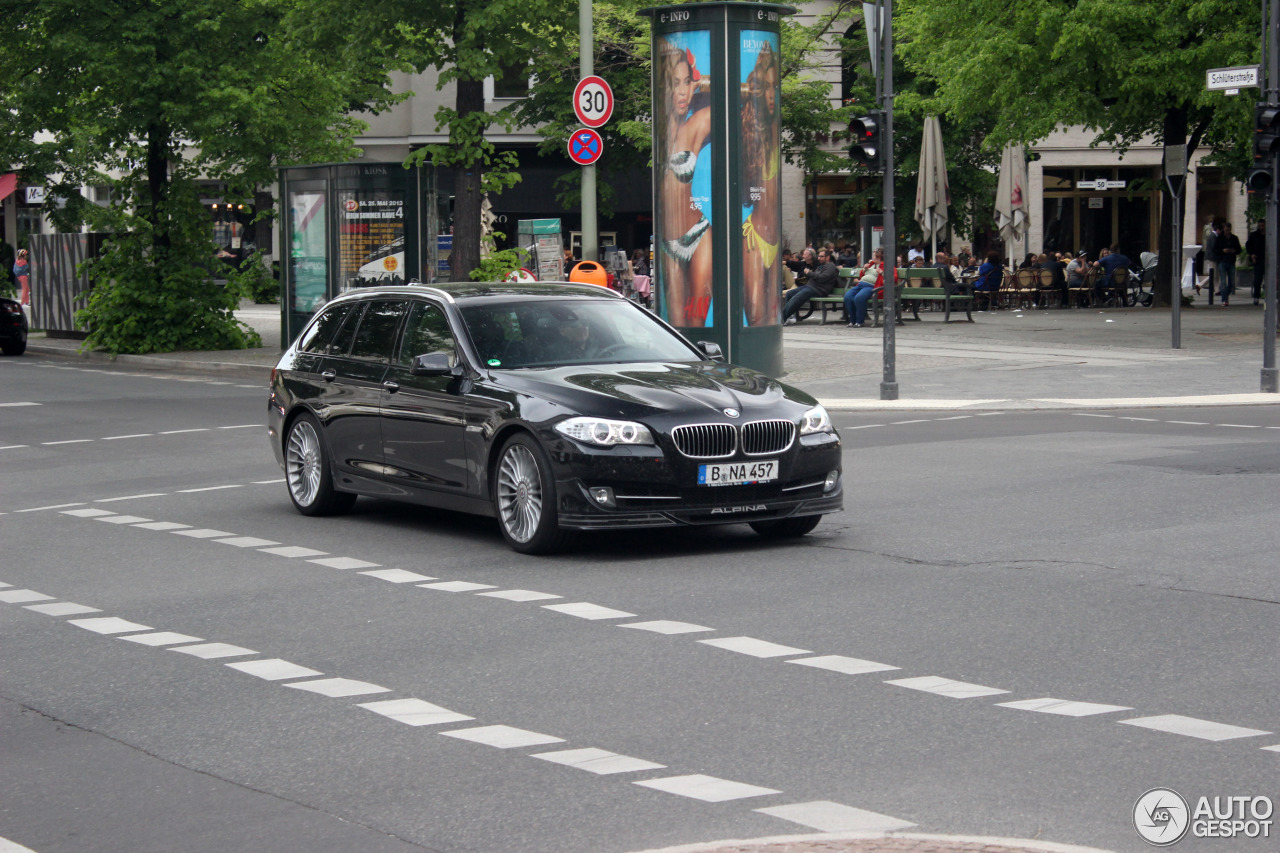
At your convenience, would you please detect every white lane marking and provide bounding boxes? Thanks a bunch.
[253,479,286,485]
[1118,417,1157,422]
[419,580,498,592]
[97,493,167,503]
[531,747,665,775]
[885,675,1010,698]
[0,582,9,588]
[787,655,899,675]
[172,528,235,539]
[309,556,380,570]
[756,801,915,833]
[542,602,637,620]
[227,659,324,681]
[1119,714,1271,742]
[0,590,56,604]
[358,698,474,727]
[845,424,884,430]
[259,545,328,558]
[17,503,87,512]
[177,485,243,493]
[160,428,210,435]
[1262,744,1280,752]
[1218,423,1261,428]
[0,832,40,851]
[934,415,973,421]
[24,602,102,616]
[699,636,811,658]
[42,439,93,445]
[218,424,260,429]
[68,616,152,634]
[284,677,391,698]
[212,536,281,548]
[95,515,152,525]
[890,419,930,425]
[120,631,204,647]
[620,620,714,635]
[360,569,437,583]
[0,444,30,450]
[236,385,260,390]
[206,382,233,386]
[132,521,192,531]
[0,402,41,407]
[440,725,565,749]
[1071,413,1113,418]
[477,589,563,602]
[997,698,1133,717]
[102,433,154,440]
[1167,421,1209,425]
[170,642,257,659]
[62,507,116,517]
[635,774,780,803]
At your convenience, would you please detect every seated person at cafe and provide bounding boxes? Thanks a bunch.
[843,247,885,328]
[973,251,1003,292]
[782,248,839,324]
[1093,245,1132,302]
[1038,252,1068,307]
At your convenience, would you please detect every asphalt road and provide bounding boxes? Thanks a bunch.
[1,355,1277,853]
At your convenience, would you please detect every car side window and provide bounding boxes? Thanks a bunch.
[348,300,409,362]
[397,302,456,367]
[296,304,352,355]
[327,302,366,357]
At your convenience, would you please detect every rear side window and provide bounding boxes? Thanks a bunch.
[397,302,456,367]
[327,302,366,357]
[296,304,352,354]
[349,300,409,362]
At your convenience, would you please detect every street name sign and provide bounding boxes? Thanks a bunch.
[1207,66,1260,91]
[573,76,614,128]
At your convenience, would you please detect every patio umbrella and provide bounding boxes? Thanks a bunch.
[913,116,951,258]
[994,142,1029,263]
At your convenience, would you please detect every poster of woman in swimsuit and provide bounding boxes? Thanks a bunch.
[739,32,781,327]
[655,32,713,327]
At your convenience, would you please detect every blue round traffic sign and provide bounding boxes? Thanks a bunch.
[567,127,604,166]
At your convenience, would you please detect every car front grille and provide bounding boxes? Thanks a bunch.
[741,419,795,455]
[671,423,737,459]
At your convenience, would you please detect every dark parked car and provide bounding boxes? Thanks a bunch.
[1,296,28,356]
[267,283,842,554]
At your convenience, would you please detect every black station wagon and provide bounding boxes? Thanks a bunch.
[267,283,842,554]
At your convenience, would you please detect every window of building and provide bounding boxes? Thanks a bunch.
[493,62,531,99]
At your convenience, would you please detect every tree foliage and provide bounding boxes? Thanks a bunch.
[0,0,404,353]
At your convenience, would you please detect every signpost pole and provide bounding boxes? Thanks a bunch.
[1264,0,1279,392]
[579,0,598,262]
[879,0,897,400]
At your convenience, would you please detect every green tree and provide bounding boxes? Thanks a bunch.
[898,0,1256,304]
[0,0,403,353]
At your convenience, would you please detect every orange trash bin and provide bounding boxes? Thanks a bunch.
[568,260,609,287]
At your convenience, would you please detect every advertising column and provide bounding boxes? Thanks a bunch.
[642,3,792,375]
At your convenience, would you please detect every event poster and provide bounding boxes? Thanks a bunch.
[336,191,406,291]
[654,29,713,327]
[739,30,781,327]
[289,191,328,313]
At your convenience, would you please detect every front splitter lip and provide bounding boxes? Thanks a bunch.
[558,489,843,530]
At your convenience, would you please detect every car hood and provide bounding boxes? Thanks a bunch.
[485,361,818,420]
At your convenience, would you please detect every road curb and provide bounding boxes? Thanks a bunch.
[819,394,1280,412]
[26,344,272,381]
[625,830,1117,853]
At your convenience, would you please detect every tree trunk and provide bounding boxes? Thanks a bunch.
[146,122,172,257]
[449,78,485,282]
[1152,107,1187,308]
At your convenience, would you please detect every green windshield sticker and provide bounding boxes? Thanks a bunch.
[487,358,501,366]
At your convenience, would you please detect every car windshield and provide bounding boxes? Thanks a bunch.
[460,298,701,369]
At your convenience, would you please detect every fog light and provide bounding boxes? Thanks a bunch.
[589,487,615,508]
[823,470,839,493]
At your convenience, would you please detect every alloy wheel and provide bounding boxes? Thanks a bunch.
[286,419,322,507]
[497,443,542,543]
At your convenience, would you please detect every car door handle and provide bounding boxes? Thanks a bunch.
[382,380,400,393]
[320,370,336,382]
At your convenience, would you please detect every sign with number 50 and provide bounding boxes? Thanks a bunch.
[573,76,614,128]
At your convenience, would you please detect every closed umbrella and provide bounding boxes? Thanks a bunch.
[994,142,1029,263]
[914,116,950,258]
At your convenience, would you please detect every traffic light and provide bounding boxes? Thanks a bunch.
[849,111,883,169]
[1248,103,1280,195]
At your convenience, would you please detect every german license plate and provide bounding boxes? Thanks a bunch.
[697,459,778,487]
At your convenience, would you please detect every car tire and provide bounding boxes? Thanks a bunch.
[1,328,27,356]
[750,514,822,539]
[493,433,572,555]
[284,412,356,517]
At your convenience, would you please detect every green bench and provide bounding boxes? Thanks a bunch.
[802,271,903,327]
[898,267,975,323]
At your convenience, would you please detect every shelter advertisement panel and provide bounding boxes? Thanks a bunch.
[336,190,406,291]
[654,28,713,328]
[738,29,781,327]
[289,191,327,312]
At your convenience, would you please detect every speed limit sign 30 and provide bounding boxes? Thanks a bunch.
[573,76,614,128]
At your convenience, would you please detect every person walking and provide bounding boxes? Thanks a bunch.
[13,249,30,307]
[1215,223,1241,306]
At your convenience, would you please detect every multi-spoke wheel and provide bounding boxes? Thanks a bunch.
[750,514,822,539]
[284,413,355,516]
[493,434,571,554]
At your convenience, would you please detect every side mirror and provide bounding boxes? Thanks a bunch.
[696,341,725,362]
[411,352,461,376]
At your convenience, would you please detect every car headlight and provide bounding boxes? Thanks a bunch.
[554,417,655,446]
[799,405,832,435]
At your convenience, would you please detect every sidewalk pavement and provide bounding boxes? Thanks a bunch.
[23,300,1280,412]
